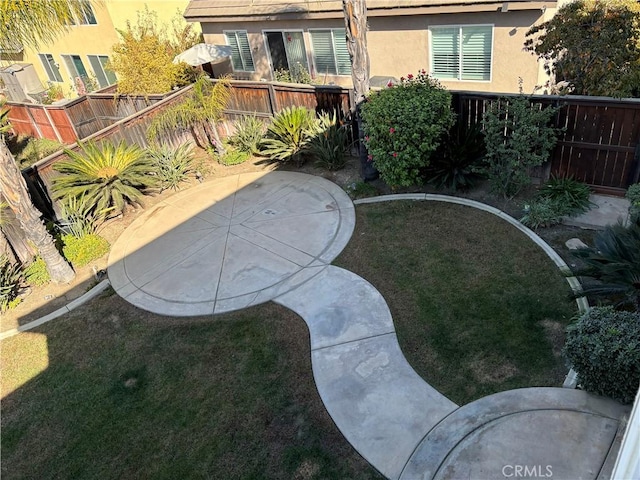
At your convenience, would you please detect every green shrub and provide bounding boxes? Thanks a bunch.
[520,198,565,229]
[53,140,155,217]
[361,71,455,188]
[261,106,319,166]
[482,95,560,198]
[564,307,640,404]
[0,255,24,312]
[59,195,104,238]
[273,62,312,84]
[537,175,592,216]
[521,176,592,229]
[345,181,378,199]
[626,183,640,218]
[572,217,640,310]
[427,121,486,191]
[228,115,265,154]
[61,233,110,267]
[310,112,349,171]
[217,148,249,166]
[24,257,50,287]
[148,143,195,191]
[13,137,65,167]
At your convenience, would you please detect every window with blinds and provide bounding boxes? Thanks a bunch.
[430,25,492,81]
[310,29,351,76]
[224,31,255,72]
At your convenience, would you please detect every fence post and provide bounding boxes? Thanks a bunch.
[267,83,279,115]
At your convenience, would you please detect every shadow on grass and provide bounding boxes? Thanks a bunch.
[1,293,381,479]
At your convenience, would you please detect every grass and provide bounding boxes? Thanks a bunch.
[334,201,577,405]
[1,294,381,480]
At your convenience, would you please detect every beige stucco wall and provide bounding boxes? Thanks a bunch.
[5,1,194,98]
[201,8,552,94]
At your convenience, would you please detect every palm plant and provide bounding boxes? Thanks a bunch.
[147,75,231,154]
[53,140,155,217]
[261,106,319,166]
[572,217,640,310]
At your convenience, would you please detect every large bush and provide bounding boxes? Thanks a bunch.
[361,71,455,187]
[109,8,200,95]
[482,95,559,198]
[564,307,640,404]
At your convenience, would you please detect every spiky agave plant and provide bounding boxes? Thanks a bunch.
[52,140,155,217]
[261,106,319,166]
[572,217,640,311]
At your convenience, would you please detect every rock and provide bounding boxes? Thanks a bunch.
[565,238,589,250]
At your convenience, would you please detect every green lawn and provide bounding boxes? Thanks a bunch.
[1,294,381,480]
[335,201,576,405]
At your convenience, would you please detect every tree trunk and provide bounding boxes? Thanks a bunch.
[0,139,75,283]
[0,227,17,265]
[343,0,378,180]
[343,0,370,105]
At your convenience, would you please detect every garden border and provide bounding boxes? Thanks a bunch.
[353,193,586,387]
[0,279,111,341]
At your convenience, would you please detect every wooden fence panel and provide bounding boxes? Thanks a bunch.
[451,91,640,194]
[46,107,77,143]
[225,82,272,115]
[7,105,40,138]
[27,107,58,141]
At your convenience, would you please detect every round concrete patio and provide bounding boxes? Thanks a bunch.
[108,171,355,316]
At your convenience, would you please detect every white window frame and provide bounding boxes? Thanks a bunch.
[77,1,97,25]
[60,54,89,81]
[428,24,494,83]
[87,54,116,87]
[38,53,63,82]
[223,30,255,72]
[308,28,351,77]
[262,29,309,80]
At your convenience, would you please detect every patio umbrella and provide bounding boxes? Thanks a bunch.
[173,43,232,66]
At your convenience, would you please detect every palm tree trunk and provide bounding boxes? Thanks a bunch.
[0,228,17,265]
[0,139,75,283]
[343,0,377,180]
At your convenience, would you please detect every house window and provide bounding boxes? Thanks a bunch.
[61,54,92,93]
[88,55,116,87]
[264,31,309,79]
[224,31,255,72]
[39,53,63,82]
[78,1,97,25]
[430,25,492,81]
[309,29,351,76]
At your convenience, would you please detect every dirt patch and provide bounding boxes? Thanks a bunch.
[470,355,519,384]
[540,318,567,359]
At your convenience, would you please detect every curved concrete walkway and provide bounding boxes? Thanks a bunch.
[108,173,629,480]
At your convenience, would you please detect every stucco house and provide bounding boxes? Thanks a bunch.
[0,1,192,101]
[183,0,563,94]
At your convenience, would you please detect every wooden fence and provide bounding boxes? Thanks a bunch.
[10,82,640,229]
[6,92,172,143]
[16,80,351,223]
[451,91,640,196]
